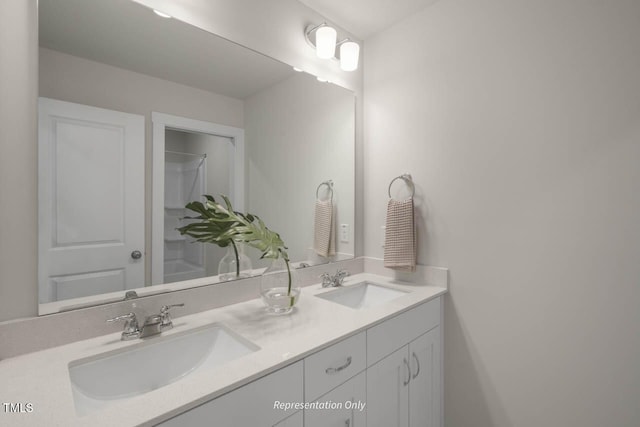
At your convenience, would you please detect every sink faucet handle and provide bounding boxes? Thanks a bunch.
[335,269,349,285]
[320,272,333,287]
[160,304,184,327]
[107,312,137,325]
[106,313,140,340]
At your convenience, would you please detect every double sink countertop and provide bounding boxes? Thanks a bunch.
[0,273,447,427]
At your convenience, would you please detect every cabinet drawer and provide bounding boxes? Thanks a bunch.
[304,331,366,401]
[367,297,440,366]
[305,371,366,427]
[157,361,303,427]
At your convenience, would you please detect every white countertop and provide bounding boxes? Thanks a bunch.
[0,273,447,427]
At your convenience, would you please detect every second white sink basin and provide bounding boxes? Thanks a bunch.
[69,323,258,415]
[316,281,408,309]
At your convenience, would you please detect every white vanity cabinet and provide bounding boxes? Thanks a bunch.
[157,297,442,427]
[367,345,410,426]
[303,332,366,427]
[157,361,303,427]
[367,327,441,427]
[304,331,366,401]
[367,297,442,427]
[305,371,366,427]
[409,329,441,427]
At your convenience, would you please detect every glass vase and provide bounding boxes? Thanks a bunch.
[260,258,300,315]
[218,243,253,282]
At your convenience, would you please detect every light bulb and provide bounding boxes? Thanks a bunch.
[340,41,360,71]
[315,26,337,59]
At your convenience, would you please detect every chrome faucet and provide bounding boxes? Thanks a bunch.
[106,312,140,341]
[107,304,184,341]
[320,269,349,288]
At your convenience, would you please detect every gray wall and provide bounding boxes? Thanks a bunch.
[244,72,355,266]
[364,0,640,426]
[0,0,38,321]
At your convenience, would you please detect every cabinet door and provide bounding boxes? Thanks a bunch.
[409,327,441,427]
[367,346,410,427]
[367,298,440,366]
[305,371,366,427]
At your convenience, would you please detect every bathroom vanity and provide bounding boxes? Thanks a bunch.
[0,271,446,426]
[2,1,444,425]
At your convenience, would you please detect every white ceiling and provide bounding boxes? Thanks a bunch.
[298,0,441,39]
[39,0,294,99]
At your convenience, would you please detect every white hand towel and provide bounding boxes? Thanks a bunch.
[313,199,335,258]
[383,198,416,271]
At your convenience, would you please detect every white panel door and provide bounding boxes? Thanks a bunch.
[367,346,410,427]
[38,97,144,303]
[409,327,441,427]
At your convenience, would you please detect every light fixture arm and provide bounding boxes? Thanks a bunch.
[306,22,327,37]
[304,23,328,50]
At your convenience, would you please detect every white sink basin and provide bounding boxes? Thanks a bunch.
[69,323,258,415]
[316,282,408,309]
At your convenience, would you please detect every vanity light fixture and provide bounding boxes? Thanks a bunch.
[153,9,172,18]
[339,41,360,71]
[315,25,337,59]
[305,23,360,71]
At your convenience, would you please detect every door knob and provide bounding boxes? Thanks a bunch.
[131,250,142,259]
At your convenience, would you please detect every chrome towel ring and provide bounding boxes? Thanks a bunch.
[388,174,415,198]
[316,180,334,202]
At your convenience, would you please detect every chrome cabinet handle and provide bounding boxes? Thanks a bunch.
[403,358,411,386]
[412,352,420,379]
[326,356,352,374]
[131,250,142,259]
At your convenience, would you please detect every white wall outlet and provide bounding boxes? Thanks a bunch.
[380,226,386,247]
[340,224,349,243]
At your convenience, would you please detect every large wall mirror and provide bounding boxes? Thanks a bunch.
[38,0,355,314]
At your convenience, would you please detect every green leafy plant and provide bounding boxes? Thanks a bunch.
[177,195,293,296]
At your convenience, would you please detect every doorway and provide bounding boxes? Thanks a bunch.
[151,113,244,285]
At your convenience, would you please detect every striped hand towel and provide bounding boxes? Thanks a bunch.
[384,198,416,271]
[313,199,335,258]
